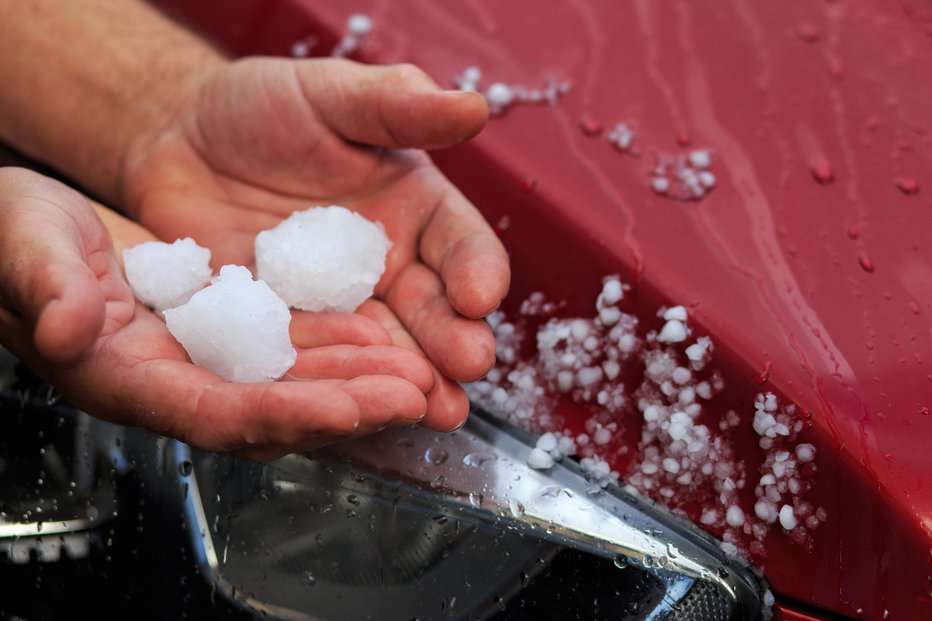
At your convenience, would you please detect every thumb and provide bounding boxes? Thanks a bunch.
[299,59,489,150]
[0,168,108,365]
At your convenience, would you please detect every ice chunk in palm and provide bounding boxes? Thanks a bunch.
[255,206,391,313]
[164,265,296,383]
[123,238,211,312]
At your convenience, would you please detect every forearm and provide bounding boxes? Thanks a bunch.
[0,0,224,206]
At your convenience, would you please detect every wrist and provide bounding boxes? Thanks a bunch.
[0,0,226,207]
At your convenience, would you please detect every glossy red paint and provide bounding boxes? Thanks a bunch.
[156,1,932,619]
[773,602,840,621]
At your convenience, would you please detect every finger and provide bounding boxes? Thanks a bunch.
[357,299,470,432]
[33,280,105,364]
[108,358,363,453]
[217,376,427,458]
[382,263,496,383]
[286,344,434,394]
[289,311,392,348]
[0,168,108,364]
[296,59,489,150]
[418,183,510,318]
[419,374,470,433]
[231,375,432,461]
[340,375,428,429]
[356,298,417,347]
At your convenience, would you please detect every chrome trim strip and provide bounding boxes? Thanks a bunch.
[0,517,97,538]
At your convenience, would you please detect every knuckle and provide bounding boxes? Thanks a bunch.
[393,62,428,84]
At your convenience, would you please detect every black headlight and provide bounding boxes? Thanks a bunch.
[173,406,769,621]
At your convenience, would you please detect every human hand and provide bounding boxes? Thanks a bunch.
[121,58,511,431]
[0,167,438,461]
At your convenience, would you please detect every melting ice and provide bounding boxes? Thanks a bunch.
[164,266,296,383]
[123,238,211,312]
[255,206,391,313]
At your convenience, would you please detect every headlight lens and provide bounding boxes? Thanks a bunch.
[174,407,768,620]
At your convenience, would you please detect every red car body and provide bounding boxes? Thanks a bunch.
[154,2,932,619]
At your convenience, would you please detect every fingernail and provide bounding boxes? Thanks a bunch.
[442,89,484,100]
[450,413,470,432]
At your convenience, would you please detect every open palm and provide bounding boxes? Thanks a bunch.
[121,58,510,430]
[0,168,438,461]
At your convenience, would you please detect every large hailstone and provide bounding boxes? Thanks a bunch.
[255,206,392,313]
[164,265,297,383]
[123,238,212,312]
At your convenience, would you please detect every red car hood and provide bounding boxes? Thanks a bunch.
[159,1,932,618]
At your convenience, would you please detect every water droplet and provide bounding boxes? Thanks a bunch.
[177,461,193,477]
[894,176,920,195]
[396,437,414,448]
[642,555,655,568]
[613,555,628,569]
[463,452,495,468]
[858,252,875,273]
[424,445,449,465]
[539,485,561,498]
[796,22,822,43]
[579,114,602,136]
[809,158,834,184]
[468,492,483,507]
[508,499,525,518]
[430,475,446,489]
[847,226,860,240]
[756,361,772,384]
[346,494,360,506]
[345,509,357,518]
[301,572,317,587]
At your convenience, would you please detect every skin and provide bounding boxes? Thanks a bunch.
[0,0,510,458]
